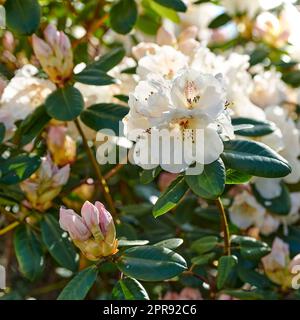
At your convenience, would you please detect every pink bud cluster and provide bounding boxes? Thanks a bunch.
[60,201,118,261]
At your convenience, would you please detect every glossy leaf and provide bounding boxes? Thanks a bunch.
[40,214,78,272]
[185,159,225,200]
[221,140,291,178]
[5,0,41,35]
[208,13,231,29]
[57,266,98,300]
[45,86,84,121]
[191,236,219,254]
[110,0,138,34]
[232,117,276,137]
[117,245,187,281]
[74,69,115,86]
[112,278,150,300]
[0,155,41,185]
[152,0,187,12]
[80,103,129,135]
[14,225,45,281]
[217,255,238,289]
[153,175,188,217]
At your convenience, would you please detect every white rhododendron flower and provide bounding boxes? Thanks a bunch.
[137,45,189,80]
[254,106,300,199]
[229,190,266,229]
[221,0,262,18]
[0,65,55,138]
[250,69,286,108]
[123,68,234,173]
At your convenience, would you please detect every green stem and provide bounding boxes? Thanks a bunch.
[215,197,231,256]
[74,119,117,216]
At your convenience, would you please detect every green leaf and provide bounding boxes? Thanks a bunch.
[249,47,269,66]
[140,167,162,184]
[208,13,232,29]
[117,245,187,281]
[14,105,51,146]
[154,238,183,249]
[191,252,216,266]
[41,214,78,272]
[232,117,276,137]
[57,266,98,300]
[217,255,238,290]
[0,154,41,185]
[5,0,41,35]
[74,69,115,86]
[0,123,5,143]
[152,0,187,12]
[282,70,300,87]
[149,1,180,23]
[89,47,126,72]
[80,103,129,135]
[226,169,252,184]
[221,289,279,300]
[14,225,45,281]
[185,159,225,200]
[118,240,149,247]
[191,236,219,254]
[221,140,291,178]
[45,86,84,121]
[112,278,150,300]
[252,182,291,216]
[110,0,138,34]
[237,267,273,289]
[232,236,271,261]
[153,175,188,217]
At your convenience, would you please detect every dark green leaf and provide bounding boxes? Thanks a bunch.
[152,0,187,12]
[154,238,184,249]
[80,103,129,135]
[217,255,238,289]
[191,236,219,254]
[45,86,84,121]
[57,266,98,300]
[0,123,5,143]
[221,289,279,300]
[14,225,45,281]
[153,175,188,217]
[208,13,232,29]
[90,47,126,72]
[0,154,41,185]
[112,278,150,300]
[185,159,225,200]
[249,48,269,66]
[252,182,291,216]
[191,252,216,266]
[14,105,51,146]
[226,169,252,184]
[282,71,300,87]
[237,267,273,289]
[5,0,41,35]
[110,0,138,34]
[40,214,78,272]
[117,245,187,281]
[221,140,291,178]
[232,117,276,137]
[140,167,162,184]
[74,69,115,86]
[118,240,149,247]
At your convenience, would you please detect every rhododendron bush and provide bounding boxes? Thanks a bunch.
[1,0,300,301]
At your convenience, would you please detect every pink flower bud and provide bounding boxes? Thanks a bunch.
[59,208,91,241]
[156,27,176,46]
[81,201,100,230]
[32,35,53,58]
[95,201,113,235]
[32,24,73,84]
